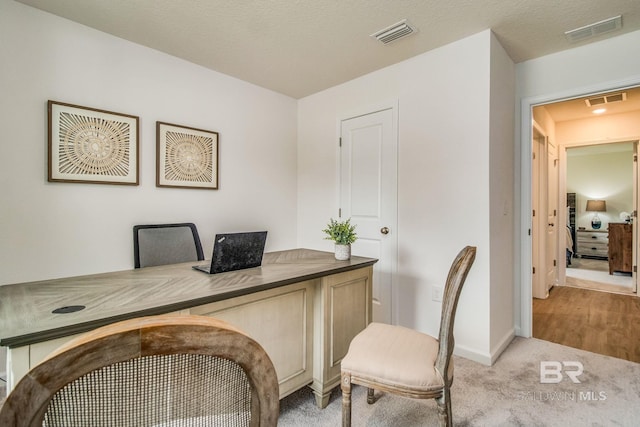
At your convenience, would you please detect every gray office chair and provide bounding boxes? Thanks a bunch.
[0,315,280,427]
[133,223,205,268]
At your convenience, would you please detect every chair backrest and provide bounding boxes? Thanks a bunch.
[133,223,205,268]
[435,246,477,384]
[0,315,279,427]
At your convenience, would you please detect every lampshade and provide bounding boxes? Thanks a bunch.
[586,200,606,212]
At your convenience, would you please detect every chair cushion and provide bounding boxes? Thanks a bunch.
[341,322,444,392]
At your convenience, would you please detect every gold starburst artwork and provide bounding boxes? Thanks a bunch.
[48,101,139,185]
[157,122,219,189]
[58,113,130,176]
[164,131,213,183]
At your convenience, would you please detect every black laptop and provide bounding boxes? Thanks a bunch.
[192,231,268,274]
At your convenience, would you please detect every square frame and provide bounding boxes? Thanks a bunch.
[48,100,139,185]
[156,121,219,190]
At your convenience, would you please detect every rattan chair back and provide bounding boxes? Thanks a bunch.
[0,315,279,427]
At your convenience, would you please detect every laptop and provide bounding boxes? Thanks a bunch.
[192,231,268,274]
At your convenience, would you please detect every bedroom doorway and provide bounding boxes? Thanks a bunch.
[563,141,638,296]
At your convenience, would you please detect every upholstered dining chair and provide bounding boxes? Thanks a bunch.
[0,315,280,427]
[340,246,476,427]
[133,222,205,268]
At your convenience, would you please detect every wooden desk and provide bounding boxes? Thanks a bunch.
[0,248,376,408]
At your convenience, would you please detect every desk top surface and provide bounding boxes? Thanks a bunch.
[0,248,376,347]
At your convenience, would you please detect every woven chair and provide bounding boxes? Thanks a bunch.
[133,223,205,268]
[340,246,476,427]
[0,315,279,427]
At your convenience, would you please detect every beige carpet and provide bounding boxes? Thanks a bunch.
[3,337,638,426]
[279,337,640,426]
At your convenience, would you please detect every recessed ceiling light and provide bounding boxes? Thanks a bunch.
[592,108,607,114]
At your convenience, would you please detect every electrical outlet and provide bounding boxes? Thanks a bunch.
[432,286,443,302]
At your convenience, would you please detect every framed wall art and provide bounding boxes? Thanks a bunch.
[48,100,139,185]
[156,122,219,189]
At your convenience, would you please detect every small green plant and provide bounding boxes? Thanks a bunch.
[322,218,357,245]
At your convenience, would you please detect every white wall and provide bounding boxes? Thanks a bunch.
[0,0,298,287]
[298,30,514,364]
[515,29,640,334]
[567,150,633,230]
[556,110,640,144]
[488,33,516,356]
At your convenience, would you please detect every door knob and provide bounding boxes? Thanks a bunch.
[380,227,389,235]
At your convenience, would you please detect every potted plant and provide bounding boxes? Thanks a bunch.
[322,218,357,260]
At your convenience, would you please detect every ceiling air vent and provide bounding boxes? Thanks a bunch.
[371,19,417,44]
[565,15,622,43]
[584,92,627,107]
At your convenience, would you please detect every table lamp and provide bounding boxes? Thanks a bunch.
[586,199,606,229]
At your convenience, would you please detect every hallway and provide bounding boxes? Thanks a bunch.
[533,285,640,363]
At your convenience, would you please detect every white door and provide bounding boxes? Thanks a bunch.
[532,123,558,299]
[546,137,559,293]
[531,134,542,297]
[340,108,397,324]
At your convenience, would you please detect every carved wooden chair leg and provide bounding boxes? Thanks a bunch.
[341,373,352,427]
[367,387,375,404]
[436,388,453,427]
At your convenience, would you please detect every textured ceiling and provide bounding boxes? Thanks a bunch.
[16,0,640,98]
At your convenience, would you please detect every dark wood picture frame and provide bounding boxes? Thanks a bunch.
[47,100,139,185]
[156,121,219,190]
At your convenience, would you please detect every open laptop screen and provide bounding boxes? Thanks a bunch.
[193,231,267,274]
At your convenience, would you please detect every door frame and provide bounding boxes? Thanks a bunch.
[337,99,399,324]
[518,77,640,338]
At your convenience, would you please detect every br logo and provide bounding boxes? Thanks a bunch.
[540,361,584,384]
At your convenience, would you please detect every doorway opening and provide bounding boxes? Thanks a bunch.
[531,86,640,298]
[528,86,640,362]
[564,141,637,296]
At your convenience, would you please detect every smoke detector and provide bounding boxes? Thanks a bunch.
[565,15,622,43]
[371,19,417,44]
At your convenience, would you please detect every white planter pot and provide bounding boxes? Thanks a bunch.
[334,244,351,261]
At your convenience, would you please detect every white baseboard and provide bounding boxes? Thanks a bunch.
[454,328,516,366]
[454,344,492,366]
[490,328,516,365]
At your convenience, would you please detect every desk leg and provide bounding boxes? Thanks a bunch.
[311,267,373,410]
[6,346,29,393]
[312,387,331,409]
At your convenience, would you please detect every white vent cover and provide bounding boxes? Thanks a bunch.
[371,19,417,44]
[565,15,622,43]
[584,92,627,107]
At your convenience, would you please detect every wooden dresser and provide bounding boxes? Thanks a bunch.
[576,229,608,259]
[608,223,633,274]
